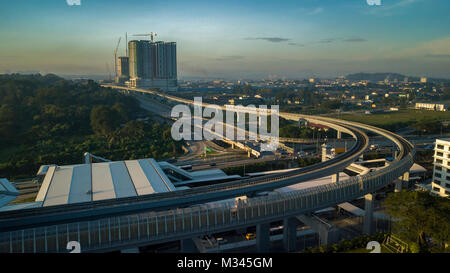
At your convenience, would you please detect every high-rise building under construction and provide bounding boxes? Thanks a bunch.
[126,40,177,91]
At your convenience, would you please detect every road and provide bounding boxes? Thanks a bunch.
[134,93,235,162]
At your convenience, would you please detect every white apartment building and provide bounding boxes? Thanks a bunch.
[431,139,450,197]
[415,102,447,112]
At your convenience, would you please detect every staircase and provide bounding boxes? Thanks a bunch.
[382,235,409,253]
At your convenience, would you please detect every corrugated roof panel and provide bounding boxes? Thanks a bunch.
[148,159,175,191]
[92,162,116,201]
[0,182,6,192]
[43,166,73,207]
[0,178,19,193]
[68,164,92,204]
[35,165,56,202]
[0,201,43,212]
[125,160,155,195]
[158,161,194,180]
[109,161,137,198]
[139,159,169,193]
[190,169,226,178]
[0,195,17,208]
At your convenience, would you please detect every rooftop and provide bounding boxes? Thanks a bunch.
[0,178,19,207]
[34,158,175,207]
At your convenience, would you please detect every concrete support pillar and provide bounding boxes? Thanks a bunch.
[322,144,330,162]
[297,215,338,246]
[248,151,251,158]
[120,248,140,253]
[395,172,409,192]
[180,238,199,253]
[231,143,235,149]
[283,218,299,252]
[319,226,338,246]
[394,179,403,193]
[337,131,342,139]
[256,223,271,253]
[332,173,340,184]
[402,171,410,188]
[363,194,374,235]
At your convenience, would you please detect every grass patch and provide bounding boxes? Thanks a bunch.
[331,109,450,131]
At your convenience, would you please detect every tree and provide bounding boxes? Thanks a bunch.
[0,74,184,178]
[90,105,119,136]
[383,191,450,252]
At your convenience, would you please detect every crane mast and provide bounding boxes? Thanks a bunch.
[133,32,158,42]
[114,37,121,82]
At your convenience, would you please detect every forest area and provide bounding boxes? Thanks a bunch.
[0,74,184,179]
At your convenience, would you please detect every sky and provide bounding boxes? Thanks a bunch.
[0,0,449,79]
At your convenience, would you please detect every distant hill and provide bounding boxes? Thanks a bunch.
[344,73,419,82]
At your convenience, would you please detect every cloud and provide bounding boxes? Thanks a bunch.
[376,36,450,66]
[215,55,245,61]
[245,37,291,43]
[315,37,367,44]
[424,54,450,58]
[343,37,367,43]
[288,42,305,47]
[399,37,450,58]
[318,38,336,44]
[307,7,324,15]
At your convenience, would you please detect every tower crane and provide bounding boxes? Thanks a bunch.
[114,37,121,82]
[133,32,158,42]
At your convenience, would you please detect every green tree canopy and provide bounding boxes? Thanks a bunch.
[383,191,450,252]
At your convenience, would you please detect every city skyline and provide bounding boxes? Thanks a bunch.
[1,0,450,79]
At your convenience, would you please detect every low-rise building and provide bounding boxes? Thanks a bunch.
[415,102,447,112]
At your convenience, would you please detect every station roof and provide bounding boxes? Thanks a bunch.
[273,172,350,194]
[0,178,19,208]
[35,158,175,207]
[409,163,426,174]
[190,169,226,179]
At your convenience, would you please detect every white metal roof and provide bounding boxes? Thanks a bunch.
[273,173,350,194]
[35,158,175,207]
[0,178,19,208]
[0,201,42,212]
[190,169,226,178]
[409,163,426,174]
